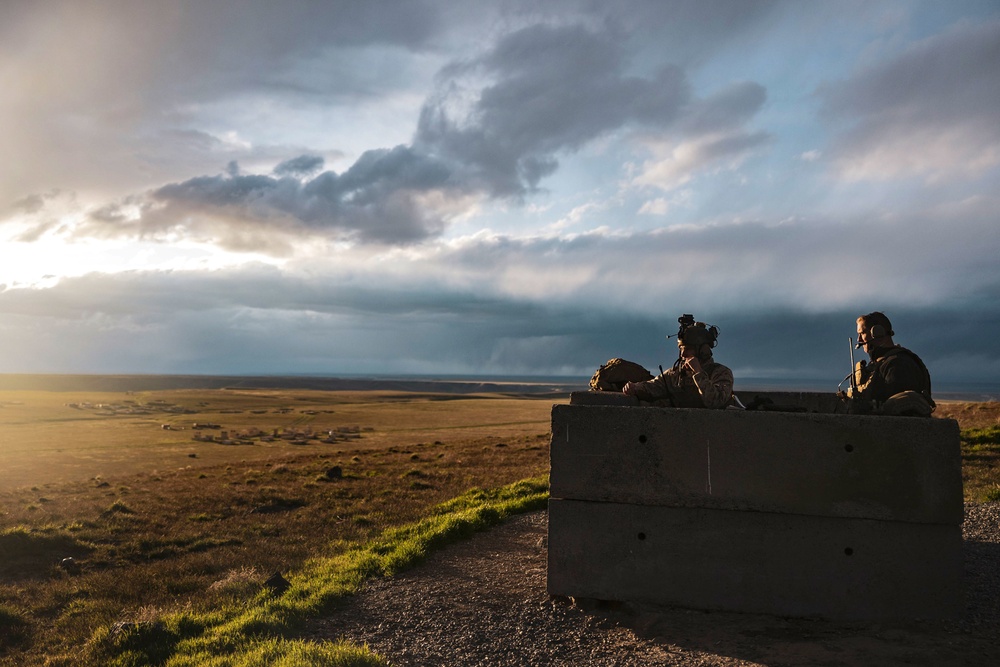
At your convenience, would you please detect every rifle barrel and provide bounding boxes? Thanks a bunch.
[849,337,857,393]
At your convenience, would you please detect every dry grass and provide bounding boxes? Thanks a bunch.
[0,387,560,491]
[0,388,556,666]
[935,400,1000,430]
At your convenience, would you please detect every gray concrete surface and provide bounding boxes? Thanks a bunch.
[547,394,965,620]
[548,499,964,621]
[550,403,963,524]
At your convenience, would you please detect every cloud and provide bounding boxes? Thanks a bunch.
[675,81,768,136]
[632,130,772,192]
[0,0,453,208]
[1,190,80,243]
[819,19,1000,182]
[415,23,693,197]
[53,19,774,252]
[78,146,464,249]
[273,155,325,177]
[628,79,771,192]
[10,193,52,216]
[2,226,998,382]
[202,194,994,322]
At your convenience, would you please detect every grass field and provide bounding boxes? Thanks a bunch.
[0,388,561,492]
[0,388,562,666]
[0,390,997,666]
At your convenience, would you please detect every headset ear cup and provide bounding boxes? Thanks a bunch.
[870,324,885,339]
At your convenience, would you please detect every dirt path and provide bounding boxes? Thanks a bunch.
[306,506,1000,666]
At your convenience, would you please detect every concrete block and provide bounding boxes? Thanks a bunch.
[732,390,843,413]
[550,404,962,525]
[570,390,842,413]
[547,499,964,620]
[568,391,639,407]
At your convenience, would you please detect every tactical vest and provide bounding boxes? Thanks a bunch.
[869,345,934,406]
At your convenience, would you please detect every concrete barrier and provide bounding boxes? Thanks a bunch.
[547,391,964,620]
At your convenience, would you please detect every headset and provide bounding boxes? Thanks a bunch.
[855,314,893,349]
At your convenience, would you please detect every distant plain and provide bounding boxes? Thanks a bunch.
[0,386,565,492]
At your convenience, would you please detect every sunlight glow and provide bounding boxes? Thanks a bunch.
[0,221,282,287]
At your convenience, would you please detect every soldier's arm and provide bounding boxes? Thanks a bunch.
[693,365,734,409]
[624,371,673,401]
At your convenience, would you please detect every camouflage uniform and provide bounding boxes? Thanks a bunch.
[628,359,734,409]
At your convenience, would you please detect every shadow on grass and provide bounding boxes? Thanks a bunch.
[90,476,549,667]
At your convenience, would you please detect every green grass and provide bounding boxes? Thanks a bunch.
[87,476,549,667]
[960,425,1000,502]
[961,424,1000,448]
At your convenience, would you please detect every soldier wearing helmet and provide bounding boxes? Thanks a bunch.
[623,317,734,409]
[843,311,935,416]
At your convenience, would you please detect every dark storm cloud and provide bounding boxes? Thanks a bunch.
[818,19,1000,177]
[273,155,325,177]
[415,24,688,196]
[84,146,457,247]
[3,261,998,383]
[416,22,769,197]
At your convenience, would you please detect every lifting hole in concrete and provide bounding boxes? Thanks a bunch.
[844,444,854,453]
[844,547,854,556]
[637,532,647,541]
[638,434,648,444]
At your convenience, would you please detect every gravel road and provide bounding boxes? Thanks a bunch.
[305,504,1000,666]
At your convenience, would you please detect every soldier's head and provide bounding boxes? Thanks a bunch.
[678,321,718,361]
[856,311,894,356]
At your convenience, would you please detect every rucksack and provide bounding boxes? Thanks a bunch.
[589,358,654,392]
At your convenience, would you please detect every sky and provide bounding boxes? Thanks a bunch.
[1,0,999,388]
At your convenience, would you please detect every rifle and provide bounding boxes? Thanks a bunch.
[849,337,859,396]
[838,336,870,413]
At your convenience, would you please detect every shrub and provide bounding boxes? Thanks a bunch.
[102,500,135,517]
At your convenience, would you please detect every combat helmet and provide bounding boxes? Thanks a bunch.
[672,315,719,361]
[679,322,718,349]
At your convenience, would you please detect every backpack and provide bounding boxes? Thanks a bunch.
[589,358,654,392]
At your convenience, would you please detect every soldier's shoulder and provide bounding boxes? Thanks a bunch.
[705,361,734,377]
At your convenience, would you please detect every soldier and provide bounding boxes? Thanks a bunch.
[623,318,733,409]
[843,311,935,416]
